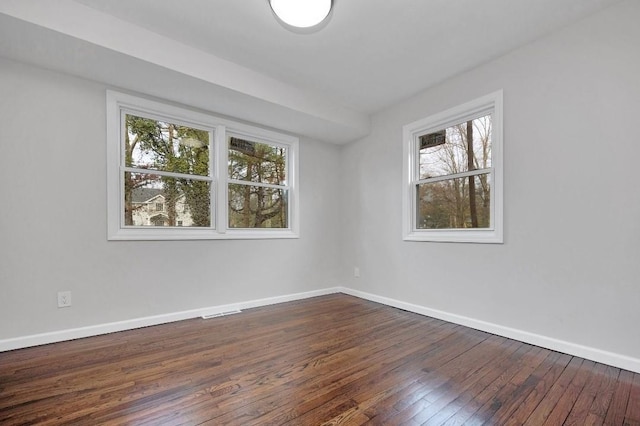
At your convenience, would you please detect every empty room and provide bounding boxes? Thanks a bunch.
[1,0,639,424]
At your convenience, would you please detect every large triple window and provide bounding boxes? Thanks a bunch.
[403,91,503,243]
[107,91,299,240]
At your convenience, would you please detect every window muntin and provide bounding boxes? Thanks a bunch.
[403,91,503,243]
[107,91,299,240]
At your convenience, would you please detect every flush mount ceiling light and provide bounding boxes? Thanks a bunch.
[269,0,333,33]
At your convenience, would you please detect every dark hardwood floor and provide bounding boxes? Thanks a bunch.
[1,294,638,425]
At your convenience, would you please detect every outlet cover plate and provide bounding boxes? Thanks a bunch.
[57,291,72,308]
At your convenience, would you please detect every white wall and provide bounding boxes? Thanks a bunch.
[0,58,343,341]
[340,0,640,364]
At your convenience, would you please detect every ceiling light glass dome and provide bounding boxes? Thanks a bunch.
[269,0,333,31]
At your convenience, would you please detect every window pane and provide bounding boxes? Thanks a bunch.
[419,114,492,179]
[124,172,211,227]
[416,174,491,229]
[228,137,287,185]
[228,183,288,228]
[125,114,210,177]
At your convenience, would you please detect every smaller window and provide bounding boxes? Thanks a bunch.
[156,203,164,212]
[403,91,503,243]
[151,216,166,226]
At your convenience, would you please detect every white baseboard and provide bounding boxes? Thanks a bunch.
[341,287,640,374]
[0,287,342,352]
[3,286,639,374]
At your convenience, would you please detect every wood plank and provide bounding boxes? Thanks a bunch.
[84,301,429,424]
[364,338,522,425]
[463,346,549,424]
[604,368,634,425]
[276,327,489,425]
[473,349,562,425]
[522,356,583,425]
[0,294,636,425]
[582,364,619,425]
[503,352,573,425]
[207,320,461,425]
[625,371,640,424]
[416,342,536,424]
[359,335,514,424]
[562,362,606,425]
[542,359,597,425]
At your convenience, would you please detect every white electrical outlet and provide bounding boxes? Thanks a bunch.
[354,267,360,278]
[57,291,72,308]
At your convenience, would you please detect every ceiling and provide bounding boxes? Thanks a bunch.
[0,0,623,144]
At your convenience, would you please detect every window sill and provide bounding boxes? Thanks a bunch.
[107,228,299,241]
[403,229,503,244]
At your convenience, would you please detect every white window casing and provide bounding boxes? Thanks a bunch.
[106,90,299,240]
[402,90,503,243]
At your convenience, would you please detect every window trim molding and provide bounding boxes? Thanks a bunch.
[402,90,503,243]
[106,90,299,241]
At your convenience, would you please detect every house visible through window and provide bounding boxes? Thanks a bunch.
[123,113,212,229]
[107,91,299,240]
[403,90,503,243]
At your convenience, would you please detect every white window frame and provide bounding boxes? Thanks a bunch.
[402,90,503,243]
[106,91,299,240]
